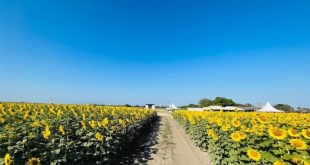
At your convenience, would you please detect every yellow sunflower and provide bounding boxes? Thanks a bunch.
[239,131,247,139]
[221,124,231,132]
[288,128,300,137]
[42,125,51,139]
[95,132,103,141]
[59,125,65,135]
[247,149,261,161]
[216,120,223,127]
[119,119,126,127]
[80,121,86,129]
[292,156,310,165]
[4,153,12,165]
[289,139,307,150]
[27,157,40,165]
[230,132,242,142]
[268,127,287,140]
[301,129,310,140]
[82,113,86,120]
[102,117,109,127]
[273,160,285,165]
[207,129,218,141]
[89,120,96,129]
[257,116,268,124]
[232,118,241,127]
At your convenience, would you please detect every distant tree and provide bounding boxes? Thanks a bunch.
[187,104,199,108]
[179,105,188,109]
[199,98,213,107]
[124,104,132,107]
[274,104,294,112]
[243,103,254,107]
[212,97,236,107]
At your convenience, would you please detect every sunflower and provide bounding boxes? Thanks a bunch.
[42,125,51,139]
[268,127,287,140]
[80,121,87,129]
[119,119,126,127]
[232,118,241,127]
[247,149,261,161]
[301,129,310,139]
[216,120,223,127]
[211,134,218,141]
[230,132,242,142]
[95,132,103,141]
[59,125,65,135]
[4,153,12,165]
[289,139,307,150]
[27,157,40,165]
[82,113,86,120]
[241,125,250,132]
[221,124,231,132]
[188,116,196,125]
[207,129,218,141]
[102,117,109,127]
[0,117,5,123]
[273,160,285,165]
[288,128,300,137]
[239,131,247,139]
[89,120,96,129]
[257,116,268,124]
[292,156,310,165]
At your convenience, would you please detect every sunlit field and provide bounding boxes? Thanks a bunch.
[173,110,310,165]
[0,103,156,164]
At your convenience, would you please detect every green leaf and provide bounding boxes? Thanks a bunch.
[52,148,61,154]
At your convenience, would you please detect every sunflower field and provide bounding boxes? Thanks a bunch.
[173,110,310,165]
[0,103,156,165]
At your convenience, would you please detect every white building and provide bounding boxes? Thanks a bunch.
[187,108,204,111]
[203,106,244,111]
[187,106,244,112]
[145,104,155,110]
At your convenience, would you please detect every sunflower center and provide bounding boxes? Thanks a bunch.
[273,130,283,136]
[291,129,297,134]
[32,160,39,165]
[293,141,303,148]
[250,151,258,157]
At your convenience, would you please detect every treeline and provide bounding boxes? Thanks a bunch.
[181,97,239,109]
[180,97,309,112]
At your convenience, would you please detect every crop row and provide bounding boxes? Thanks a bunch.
[0,103,157,165]
[173,110,310,165]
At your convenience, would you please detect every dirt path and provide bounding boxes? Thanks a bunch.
[146,110,212,165]
[120,110,212,165]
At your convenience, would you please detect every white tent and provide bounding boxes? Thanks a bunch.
[257,102,283,113]
[166,103,179,111]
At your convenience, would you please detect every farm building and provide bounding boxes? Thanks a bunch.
[187,107,204,111]
[187,106,245,112]
[203,106,244,111]
[145,104,155,110]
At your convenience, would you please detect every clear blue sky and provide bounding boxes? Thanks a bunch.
[1,0,310,107]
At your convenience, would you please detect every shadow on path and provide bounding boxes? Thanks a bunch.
[119,116,162,165]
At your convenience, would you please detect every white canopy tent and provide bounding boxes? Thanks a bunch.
[166,103,179,111]
[257,102,283,113]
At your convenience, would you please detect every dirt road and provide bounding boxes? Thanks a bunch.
[148,110,212,165]
[123,110,212,165]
